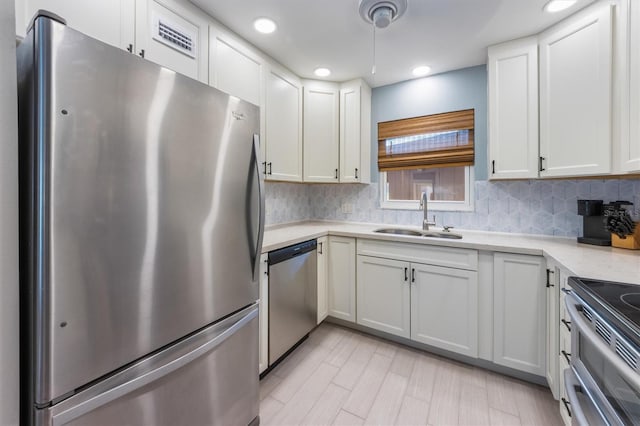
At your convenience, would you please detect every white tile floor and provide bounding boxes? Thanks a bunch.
[260,323,562,426]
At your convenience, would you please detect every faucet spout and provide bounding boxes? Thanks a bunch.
[420,191,436,231]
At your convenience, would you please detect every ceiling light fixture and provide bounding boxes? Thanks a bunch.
[543,0,577,13]
[358,0,408,78]
[412,66,431,77]
[314,67,331,77]
[253,17,277,34]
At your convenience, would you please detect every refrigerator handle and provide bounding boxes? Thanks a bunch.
[52,306,258,425]
[252,134,265,281]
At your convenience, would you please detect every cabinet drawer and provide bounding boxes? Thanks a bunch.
[357,239,478,271]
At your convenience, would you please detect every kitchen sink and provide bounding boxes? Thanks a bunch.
[373,228,463,239]
[374,228,424,236]
[421,231,463,239]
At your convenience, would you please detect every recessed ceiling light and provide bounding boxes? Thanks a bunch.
[412,66,431,77]
[314,67,331,77]
[253,18,277,34]
[543,0,577,13]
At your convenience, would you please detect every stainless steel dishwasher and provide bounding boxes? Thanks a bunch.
[268,239,317,365]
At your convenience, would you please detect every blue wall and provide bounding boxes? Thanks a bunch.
[370,65,488,181]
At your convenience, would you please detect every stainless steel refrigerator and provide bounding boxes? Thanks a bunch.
[17,12,264,425]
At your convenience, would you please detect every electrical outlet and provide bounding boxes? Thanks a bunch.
[341,203,354,214]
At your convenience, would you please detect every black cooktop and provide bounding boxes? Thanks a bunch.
[569,277,640,348]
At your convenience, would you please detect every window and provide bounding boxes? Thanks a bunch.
[378,109,475,211]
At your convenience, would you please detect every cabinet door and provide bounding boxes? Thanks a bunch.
[303,84,340,182]
[210,29,263,106]
[317,237,329,324]
[135,0,209,83]
[258,253,268,374]
[15,0,135,49]
[539,4,612,177]
[488,37,539,179]
[340,84,362,183]
[411,263,478,357]
[356,256,410,338]
[327,236,356,322]
[545,263,560,399]
[265,67,303,182]
[625,0,640,172]
[493,253,546,376]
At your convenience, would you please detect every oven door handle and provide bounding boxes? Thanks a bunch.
[565,295,640,391]
[564,369,587,426]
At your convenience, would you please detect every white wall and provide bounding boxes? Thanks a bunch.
[0,0,20,424]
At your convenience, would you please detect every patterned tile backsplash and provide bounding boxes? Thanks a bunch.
[265,179,640,237]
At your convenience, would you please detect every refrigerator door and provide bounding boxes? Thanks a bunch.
[36,304,259,426]
[18,16,263,404]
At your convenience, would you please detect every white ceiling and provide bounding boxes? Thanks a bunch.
[189,0,595,88]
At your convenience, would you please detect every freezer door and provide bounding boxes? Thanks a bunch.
[37,305,259,426]
[18,16,263,404]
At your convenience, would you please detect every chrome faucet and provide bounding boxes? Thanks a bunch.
[420,192,436,231]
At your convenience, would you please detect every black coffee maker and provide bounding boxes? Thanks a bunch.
[577,199,611,246]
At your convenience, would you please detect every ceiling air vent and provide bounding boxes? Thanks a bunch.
[616,340,639,371]
[152,12,197,58]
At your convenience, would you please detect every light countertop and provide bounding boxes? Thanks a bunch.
[263,221,640,285]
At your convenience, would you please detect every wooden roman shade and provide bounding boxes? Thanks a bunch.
[378,109,475,171]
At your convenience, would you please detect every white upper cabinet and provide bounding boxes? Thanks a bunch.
[209,28,263,106]
[265,66,303,182]
[621,0,640,172]
[340,79,371,183]
[15,0,135,49]
[488,36,539,180]
[135,0,209,84]
[539,3,613,177]
[16,0,208,84]
[303,81,340,182]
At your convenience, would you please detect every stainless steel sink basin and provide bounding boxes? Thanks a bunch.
[422,231,463,239]
[373,228,463,239]
[374,228,423,236]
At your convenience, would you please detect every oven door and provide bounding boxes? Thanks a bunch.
[565,293,640,425]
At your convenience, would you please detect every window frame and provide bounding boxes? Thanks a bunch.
[379,166,475,212]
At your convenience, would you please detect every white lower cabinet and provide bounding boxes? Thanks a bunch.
[317,236,329,324]
[258,253,268,374]
[545,260,560,399]
[327,236,356,322]
[493,253,546,376]
[355,240,478,358]
[357,256,410,338]
[411,263,478,357]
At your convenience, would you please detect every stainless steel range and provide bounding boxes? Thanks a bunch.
[565,277,640,425]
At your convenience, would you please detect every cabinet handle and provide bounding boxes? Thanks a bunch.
[546,268,555,287]
[561,350,571,364]
[262,161,267,175]
[126,43,133,53]
[264,258,268,276]
[404,267,408,281]
[335,168,338,179]
[411,268,415,283]
[268,162,273,175]
[491,160,495,174]
[138,49,145,58]
[539,156,546,172]
[561,318,572,332]
[318,242,323,254]
[561,397,572,418]
[355,168,358,179]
